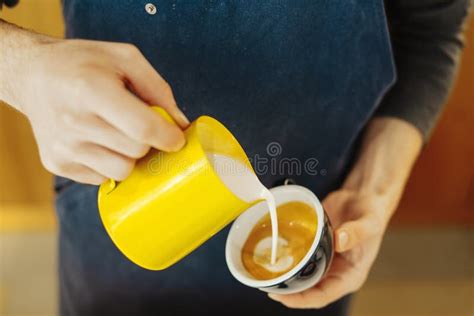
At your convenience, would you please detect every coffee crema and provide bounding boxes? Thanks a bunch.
[241,201,317,280]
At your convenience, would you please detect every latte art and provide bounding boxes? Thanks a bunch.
[242,201,317,280]
[252,237,294,273]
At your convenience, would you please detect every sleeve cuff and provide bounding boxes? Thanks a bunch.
[0,0,19,10]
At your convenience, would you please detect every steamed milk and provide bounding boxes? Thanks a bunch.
[241,201,317,280]
[206,153,278,264]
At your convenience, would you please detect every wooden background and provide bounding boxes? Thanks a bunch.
[0,1,472,232]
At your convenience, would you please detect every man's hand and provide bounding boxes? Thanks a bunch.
[0,21,189,185]
[269,117,423,308]
[269,189,390,308]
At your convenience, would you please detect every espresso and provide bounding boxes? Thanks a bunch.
[241,201,317,280]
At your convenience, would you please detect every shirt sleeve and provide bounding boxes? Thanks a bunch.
[376,0,472,141]
[0,0,19,10]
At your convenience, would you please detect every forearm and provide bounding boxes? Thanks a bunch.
[343,117,423,215]
[0,19,55,110]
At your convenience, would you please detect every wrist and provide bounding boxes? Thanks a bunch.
[0,20,57,111]
[343,168,401,220]
[343,117,422,215]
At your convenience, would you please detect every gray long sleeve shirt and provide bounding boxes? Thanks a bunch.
[376,0,471,140]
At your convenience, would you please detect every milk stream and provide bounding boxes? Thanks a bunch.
[206,153,278,264]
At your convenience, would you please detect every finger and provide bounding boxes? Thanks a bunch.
[268,275,355,309]
[113,44,190,129]
[336,213,383,252]
[91,77,185,152]
[267,256,357,309]
[269,277,346,309]
[73,143,135,181]
[71,114,150,159]
[322,190,352,227]
[53,163,107,186]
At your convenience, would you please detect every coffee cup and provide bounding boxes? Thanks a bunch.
[225,185,334,294]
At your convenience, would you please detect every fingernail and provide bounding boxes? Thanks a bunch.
[177,107,190,126]
[338,231,349,250]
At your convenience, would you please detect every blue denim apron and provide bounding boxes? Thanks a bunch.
[56,1,394,314]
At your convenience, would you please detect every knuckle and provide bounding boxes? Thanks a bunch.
[50,140,66,156]
[120,43,141,58]
[134,121,157,142]
[129,144,150,159]
[59,111,76,126]
[162,134,183,151]
[113,158,135,181]
[77,175,98,185]
[162,82,174,98]
[42,155,65,175]
[73,168,104,185]
[40,154,56,173]
[52,140,77,158]
[88,176,106,186]
[70,73,94,97]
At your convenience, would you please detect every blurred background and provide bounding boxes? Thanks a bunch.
[0,1,473,315]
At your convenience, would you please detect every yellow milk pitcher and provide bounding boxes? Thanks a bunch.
[97,107,260,270]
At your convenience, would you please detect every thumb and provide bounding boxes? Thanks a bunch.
[335,213,383,252]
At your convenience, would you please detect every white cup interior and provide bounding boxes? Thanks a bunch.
[225,185,325,288]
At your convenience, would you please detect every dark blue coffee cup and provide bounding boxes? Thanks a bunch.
[226,185,334,294]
